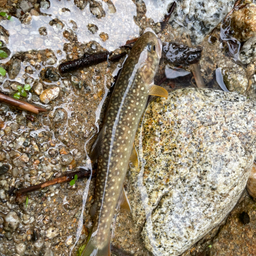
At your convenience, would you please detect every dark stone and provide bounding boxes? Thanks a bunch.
[0,164,10,175]
[239,211,250,225]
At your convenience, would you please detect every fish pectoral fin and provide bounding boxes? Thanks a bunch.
[119,187,132,213]
[149,85,168,98]
[89,125,106,162]
[129,144,139,168]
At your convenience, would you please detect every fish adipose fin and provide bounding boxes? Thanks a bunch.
[149,85,168,98]
[81,237,111,256]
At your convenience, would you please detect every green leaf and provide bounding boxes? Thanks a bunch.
[0,41,2,47]
[208,245,212,248]
[26,196,29,207]
[13,92,20,99]
[7,15,11,20]
[0,67,6,76]
[74,174,78,181]
[70,179,75,186]
[17,85,22,92]
[24,84,31,91]
[0,50,8,59]
[0,12,7,17]
[20,88,27,97]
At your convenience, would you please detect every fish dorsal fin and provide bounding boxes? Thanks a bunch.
[119,187,132,212]
[149,85,168,98]
[129,144,139,168]
[89,125,106,163]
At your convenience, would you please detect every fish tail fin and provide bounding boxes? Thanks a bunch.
[80,237,111,256]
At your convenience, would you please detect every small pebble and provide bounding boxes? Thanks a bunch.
[46,227,59,239]
[40,87,60,104]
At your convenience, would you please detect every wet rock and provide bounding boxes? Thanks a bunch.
[39,26,47,36]
[230,3,256,42]
[40,87,60,104]
[53,109,66,122]
[20,0,33,13]
[89,0,106,19]
[128,88,256,256]
[99,32,109,42]
[0,152,6,161]
[46,227,59,239]
[33,81,44,95]
[144,0,236,45]
[49,18,64,32]
[60,154,73,166]
[222,65,248,94]
[4,211,20,231]
[8,58,21,79]
[15,243,26,255]
[240,36,256,65]
[0,164,9,175]
[40,0,50,10]
[41,67,60,82]
[87,23,98,34]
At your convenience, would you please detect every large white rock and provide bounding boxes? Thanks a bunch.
[128,88,256,256]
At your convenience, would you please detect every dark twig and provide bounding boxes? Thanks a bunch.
[186,36,205,88]
[15,168,95,198]
[59,52,109,73]
[160,1,177,30]
[0,92,47,114]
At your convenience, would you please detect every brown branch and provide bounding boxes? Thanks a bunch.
[15,168,95,199]
[186,36,205,88]
[160,1,177,30]
[0,92,47,114]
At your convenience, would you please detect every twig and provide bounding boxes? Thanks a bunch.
[15,168,95,198]
[186,36,205,88]
[0,92,47,114]
[160,1,177,30]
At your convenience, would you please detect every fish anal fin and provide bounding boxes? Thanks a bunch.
[129,144,139,168]
[119,187,132,213]
[149,85,168,98]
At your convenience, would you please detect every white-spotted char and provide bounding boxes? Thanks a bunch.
[82,30,162,256]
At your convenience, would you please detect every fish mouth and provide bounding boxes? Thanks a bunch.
[156,38,162,59]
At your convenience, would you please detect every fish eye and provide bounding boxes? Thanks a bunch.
[147,43,156,52]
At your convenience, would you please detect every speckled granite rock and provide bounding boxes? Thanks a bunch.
[127,88,256,256]
[144,0,236,44]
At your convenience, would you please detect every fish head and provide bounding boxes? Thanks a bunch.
[133,31,162,86]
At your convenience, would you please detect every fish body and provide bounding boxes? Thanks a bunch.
[82,31,162,256]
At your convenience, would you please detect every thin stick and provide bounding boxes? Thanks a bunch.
[186,36,205,88]
[0,92,47,114]
[15,168,95,197]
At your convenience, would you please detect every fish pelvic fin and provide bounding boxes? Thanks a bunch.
[80,237,111,256]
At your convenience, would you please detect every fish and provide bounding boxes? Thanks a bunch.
[81,30,168,256]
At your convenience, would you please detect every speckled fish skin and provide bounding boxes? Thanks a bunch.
[82,31,162,256]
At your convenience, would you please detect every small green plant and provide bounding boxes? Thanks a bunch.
[0,67,6,76]
[208,245,212,248]
[70,174,78,186]
[0,12,11,20]
[25,196,29,207]
[0,50,8,59]
[13,84,32,99]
